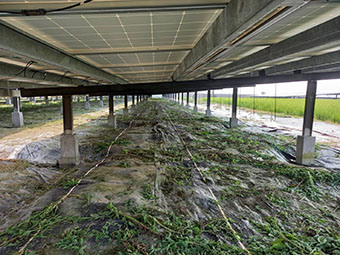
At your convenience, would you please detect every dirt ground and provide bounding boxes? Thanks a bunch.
[0,99,339,255]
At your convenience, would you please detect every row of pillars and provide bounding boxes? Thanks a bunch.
[59,94,148,168]
[165,80,317,165]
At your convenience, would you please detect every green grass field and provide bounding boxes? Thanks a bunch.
[198,97,340,124]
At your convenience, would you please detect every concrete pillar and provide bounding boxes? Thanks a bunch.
[108,95,117,128]
[44,96,49,105]
[77,96,81,103]
[186,92,189,107]
[194,91,198,112]
[123,95,129,115]
[85,95,90,110]
[132,95,135,106]
[99,96,104,107]
[59,95,80,168]
[296,80,317,165]
[181,93,184,106]
[205,90,211,116]
[11,96,24,128]
[6,97,11,105]
[229,88,239,128]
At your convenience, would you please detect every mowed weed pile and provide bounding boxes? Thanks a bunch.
[201,97,340,124]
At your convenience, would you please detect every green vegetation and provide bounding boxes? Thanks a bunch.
[200,97,340,124]
[1,99,339,255]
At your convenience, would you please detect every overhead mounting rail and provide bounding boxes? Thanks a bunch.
[20,71,340,97]
[0,4,227,17]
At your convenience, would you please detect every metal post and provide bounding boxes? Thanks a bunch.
[302,80,317,136]
[109,95,114,115]
[59,95,79,167]
[206,90,211,116]
[186,92,189,107]
[85,95,90,110]
[296,80,317,165]
[194,91,198,112]
[62,95,73,132]
[124,95,128,115]
[108,94,116,128]
[230,87,238,128]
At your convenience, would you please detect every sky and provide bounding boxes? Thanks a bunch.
[212,79,340,97]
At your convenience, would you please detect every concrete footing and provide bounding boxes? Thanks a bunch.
[296,135,315,165]
[11,111,24,127]
[229,117,239,128]
[58,132,80,167]
[108,114,117,128]
[205,109,211,117]
[85,101,90,110]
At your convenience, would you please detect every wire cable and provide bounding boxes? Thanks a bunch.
[1,0,93,16]
[16,61,36,77]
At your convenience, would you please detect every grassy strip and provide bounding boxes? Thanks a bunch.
[199,97,340,124]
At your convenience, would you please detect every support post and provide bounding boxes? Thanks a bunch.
[108,94,117,128]
[85,95,90,110]
[186,92,189,107]
[99,96,104,107]
[194,91,198,112]
[206,90,211,116]
[181,92,184,106]
[11,96,24,127]
[6,97,11,105]
[229,87,239,128]
[44,96,49,105]
[123,95,128,115]
[296,80,317,165]
[59,95,80,168]
[132,95,135,108]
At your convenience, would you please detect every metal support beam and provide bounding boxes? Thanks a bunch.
[206,90,211,116]
[229,87,239,128]
[59,95,79,167]
[194,91,198,112]
[0,4,227,17]
[174,0,305,80]
[302,81,317,137]
[0,23,126,84]
[296,80,317,165]
[20,71,340,97]
[85,95,90,110]
[186,92,190,107]
[62,95,73,132]
[108,94,116,128]
[264,49,340,75]
[71,46,191,55]
[123,95,128,115]
[213,14,340,78]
